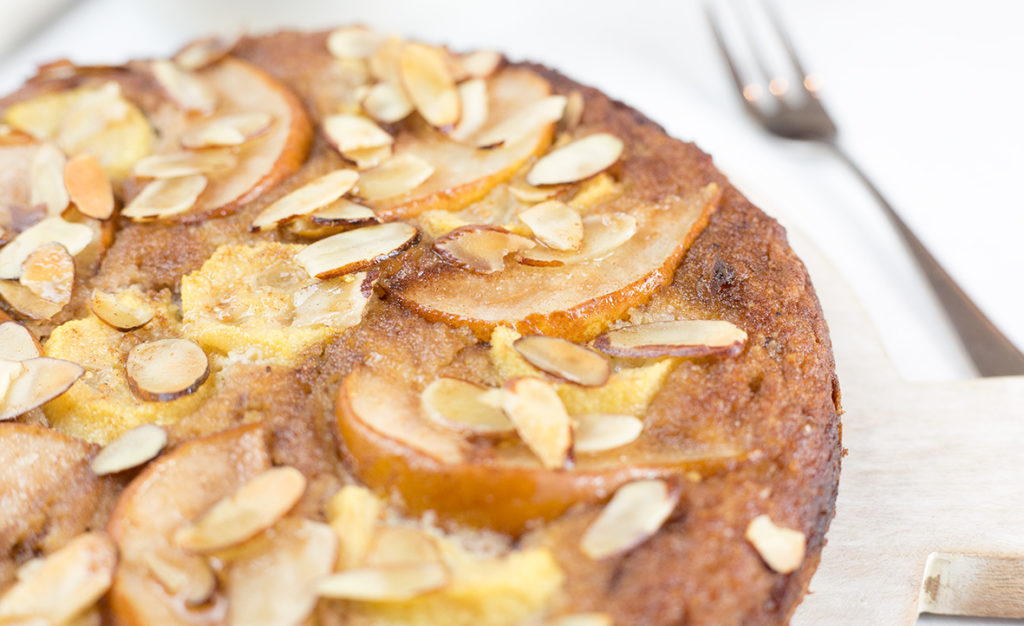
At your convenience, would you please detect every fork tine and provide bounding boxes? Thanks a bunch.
[702,2,762,116]
[759,0,812,87]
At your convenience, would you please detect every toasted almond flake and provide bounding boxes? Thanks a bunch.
[449,78,488,142]
[323,114,394,156]
[89,289,155,331]
[580,479,678,559]
[251,169,359,231]
[64,153,114,219]
[174,466,307,554]
[316,562,449,601]
[0,361,24,405]
[30,143,69,216]
[292,271,374,328]
[90,423,168,475]
[133,150,236,179]
[310,198,378,225]
[152,59,219,113]
[327,485,383,570]
[422,377,514,434]
[295,221,418,279]
[327,26,387,59]
[509,181,559,203]
[519,200,584,251]
[354,153,434,200]
[0,322,41,360]
[343,144,393,170]
[513,335,609,386]
[546,614,614,626]
[745,514,806,574]
[364,526,441,567]
[362,82,414,123]
[19,242,74,308]
[476,95,567,149]
[594,320,748,358]
[0,217,93,279]
[400,43,460,129]
[180,112,274,149]
[519,212,637,267]
[501,377,572,469]
[458,50,503,79]
[0,532,115,624]
[527,133,624,186]
[125,338,209,402]
[434,225,535,274]
[573,414,644,454]
[560,90,585,133]
[174,34,240,71]
[143,549,216,607]
[228,518,337,626]
[0,281,63,320]
[121,175,207,220]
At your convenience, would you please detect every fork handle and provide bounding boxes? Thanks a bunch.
[824,140,1024,377]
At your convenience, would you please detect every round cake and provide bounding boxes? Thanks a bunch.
[0,27,842,626]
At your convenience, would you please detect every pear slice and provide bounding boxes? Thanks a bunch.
[387,183,722,341]
[335,366,740,535]
[367,67,556,219]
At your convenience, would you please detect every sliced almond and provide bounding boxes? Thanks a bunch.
[434,225,535,274]
[422,377,514,434]
[509,181,559,204]
[251,169,359,231]
[125,338,209,402]
[174,34,240,71]
[292,271,374,328]
[323,113,394,155]
[121,174,207,220]
[19,242,74,309]
[326,485,383,570]
[400,43,460,129]
[580,479,678,559]
[354,153,434,200]
[519,212,637,267]
[560,90,585,133]
[327,26,387,60]
[476,95,567,149]
[593,320,748,358]
[0,280,63,319]
[368,36,405,85]
[513,335,609,386]
[518,200,584,251]
[180,112,274,149]
[449,78,488,142]
[364,526,441,567]
[362,82,414,124]
[310,198,378,225]
[573,414,643,454]
[457,50,503,79]
[0,216,93,279]
[89,288,155,331]
[0,360,24,405]
[142,549,216,607]
[174,466,307,554]
[0,532,116,624]
[152,59,219,114]
[133,150,236,179]
[546,614,614,626]
[527,133,624,186]
[30,143,69,216]
[500,377,572,469]
[228,518,337,626]
[343,144,393,170]
[0,322,41,360]
[316,562,449,601]
[64,153,114,219]
[745,514,806,574]
[295,221,418,279]
[89,423,168,475]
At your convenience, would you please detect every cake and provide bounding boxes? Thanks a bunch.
[0,26,842,625]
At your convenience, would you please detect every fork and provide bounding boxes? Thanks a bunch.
[704,1,1024,377]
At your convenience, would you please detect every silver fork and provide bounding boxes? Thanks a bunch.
[704,1,1024,377]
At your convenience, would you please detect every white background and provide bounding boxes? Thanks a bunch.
[1,1,1022,622]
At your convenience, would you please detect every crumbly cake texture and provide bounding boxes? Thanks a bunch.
[0,28,841,626]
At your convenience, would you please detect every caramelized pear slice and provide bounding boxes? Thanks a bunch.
[388,183,721,341]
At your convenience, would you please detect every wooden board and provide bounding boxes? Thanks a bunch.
[786,236,1024,624]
